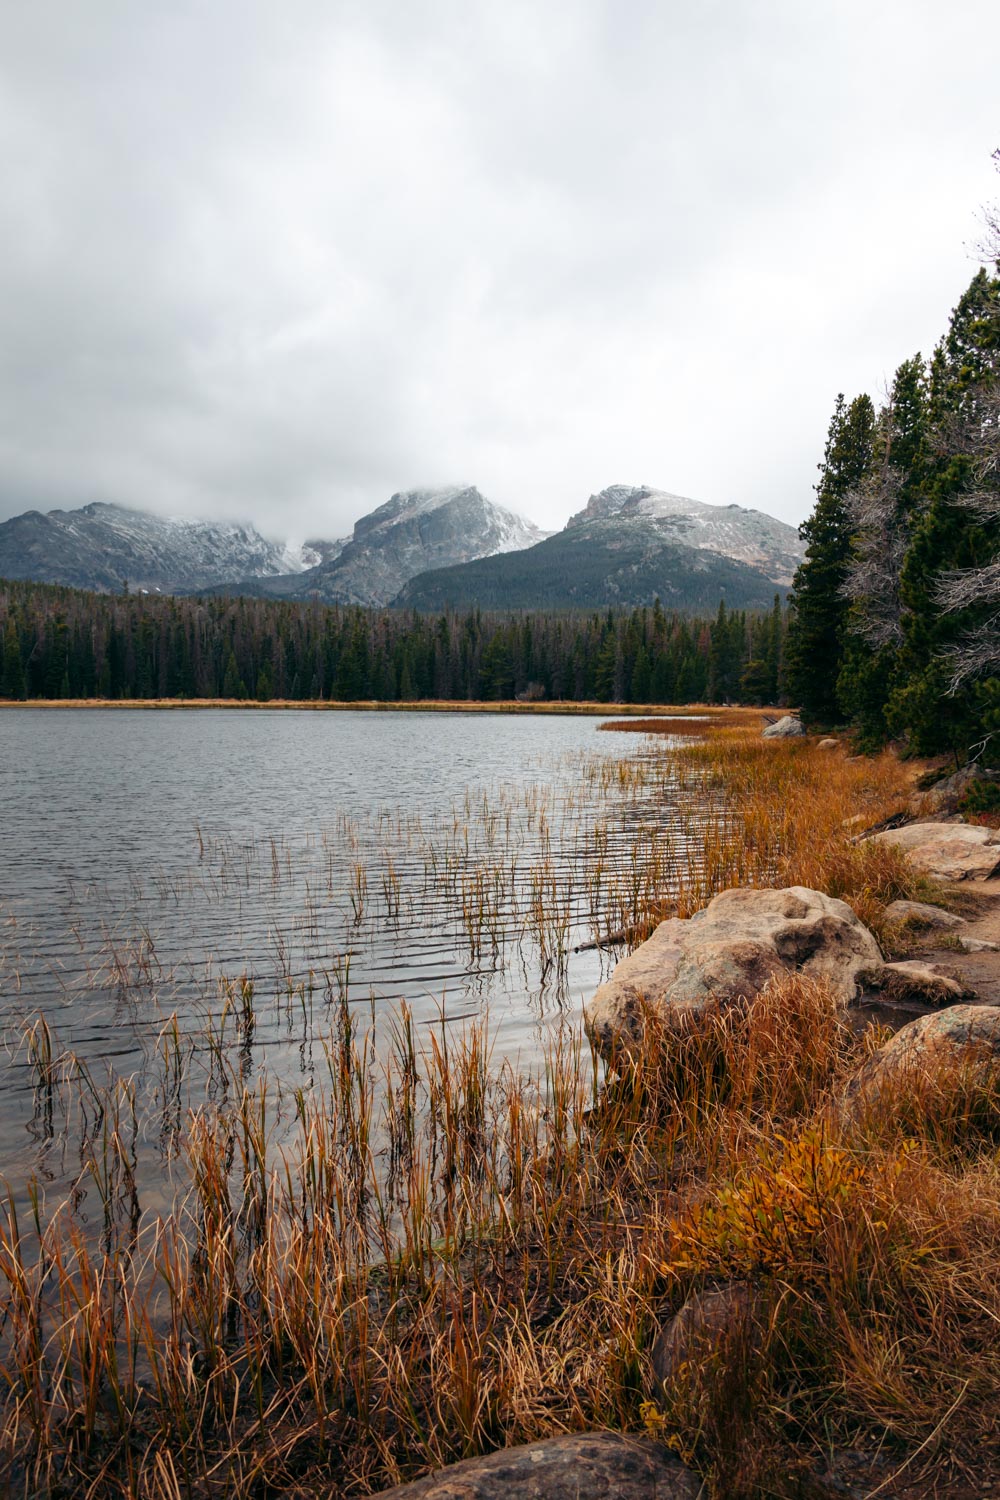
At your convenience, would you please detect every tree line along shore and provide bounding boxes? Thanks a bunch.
[0,582,786,707]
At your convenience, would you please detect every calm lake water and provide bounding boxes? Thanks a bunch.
[0,708,703,1205]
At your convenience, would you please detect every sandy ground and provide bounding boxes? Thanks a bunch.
[910,877,1000,1007]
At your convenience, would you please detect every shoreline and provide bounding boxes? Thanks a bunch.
[0,696,770,716]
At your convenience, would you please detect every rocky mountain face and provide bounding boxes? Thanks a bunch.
[394,521,789,613]
[394,484,803,612]
[566,485,804,586]
[249,486,548,607]
[0,502,319,594]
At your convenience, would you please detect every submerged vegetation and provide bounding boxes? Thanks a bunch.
[5,726,995,1497]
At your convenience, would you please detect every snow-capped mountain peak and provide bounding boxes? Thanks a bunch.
[566,484,804,586]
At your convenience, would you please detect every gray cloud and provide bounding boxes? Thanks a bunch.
[0,0,997,542]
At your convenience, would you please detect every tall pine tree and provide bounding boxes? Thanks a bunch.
[785,392,876,725]
[888,268,1000,757]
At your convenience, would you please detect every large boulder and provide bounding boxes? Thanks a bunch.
[762,715,805,739]
[585,886,882,1056]
[371,1432,702,1499]
[867,821,1000,881]
[839,1005,1000,1122]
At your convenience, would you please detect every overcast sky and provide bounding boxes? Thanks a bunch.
[0,1,997,542]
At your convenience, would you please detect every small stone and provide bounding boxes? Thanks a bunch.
[862,960,976,1004]
[883,899,966,930]
[650,1283,757,1394]
[956,937,1000,953]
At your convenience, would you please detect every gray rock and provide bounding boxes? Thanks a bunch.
[650,1283,757,1394]
[956,937,1000,953]
[923,764,1000,814]
[761,715,805,739]
[840,1005,1000,1119]
[867,821,1000,881]
[861,960,976,1004]
[883,899,965,930]
[585,886,883,1056]
[371,1432,703,1498]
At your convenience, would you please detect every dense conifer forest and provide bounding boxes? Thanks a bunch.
[785,239,1000,765]
[0,579,786,707]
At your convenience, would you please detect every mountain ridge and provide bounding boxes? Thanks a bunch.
[0,483,803,612]
[258,485,548,607]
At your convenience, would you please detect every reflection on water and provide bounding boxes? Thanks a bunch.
[0,708,709,1205]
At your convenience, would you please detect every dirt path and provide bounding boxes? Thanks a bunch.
[911,877,1000,1006]
[848,877,1000,1034]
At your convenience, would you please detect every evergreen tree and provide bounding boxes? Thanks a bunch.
[1,617,25,699]
[837,356,929,747]
[785,392,876,725]
[888,269,1000,756]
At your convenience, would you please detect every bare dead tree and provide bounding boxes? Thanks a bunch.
[840,389,916,648]
[976,147,1000,264]
[841,469,910,647]
[937,380,1000,690]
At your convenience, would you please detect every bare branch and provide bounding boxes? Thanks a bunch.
[938,560,1000,613]
[942,611,1000,692]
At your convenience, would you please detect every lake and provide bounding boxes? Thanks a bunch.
[0,708,704,1207]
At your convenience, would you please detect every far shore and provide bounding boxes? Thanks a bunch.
[0,697,776,717]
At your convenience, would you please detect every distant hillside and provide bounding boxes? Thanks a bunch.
[394,512,789,613]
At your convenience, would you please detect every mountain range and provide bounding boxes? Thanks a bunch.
[0,483,804,611]
[0,501,317,595]
[395,486,801,612]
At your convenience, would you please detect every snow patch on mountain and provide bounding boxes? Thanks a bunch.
[567,485,804,585]
[286,485,549,607]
